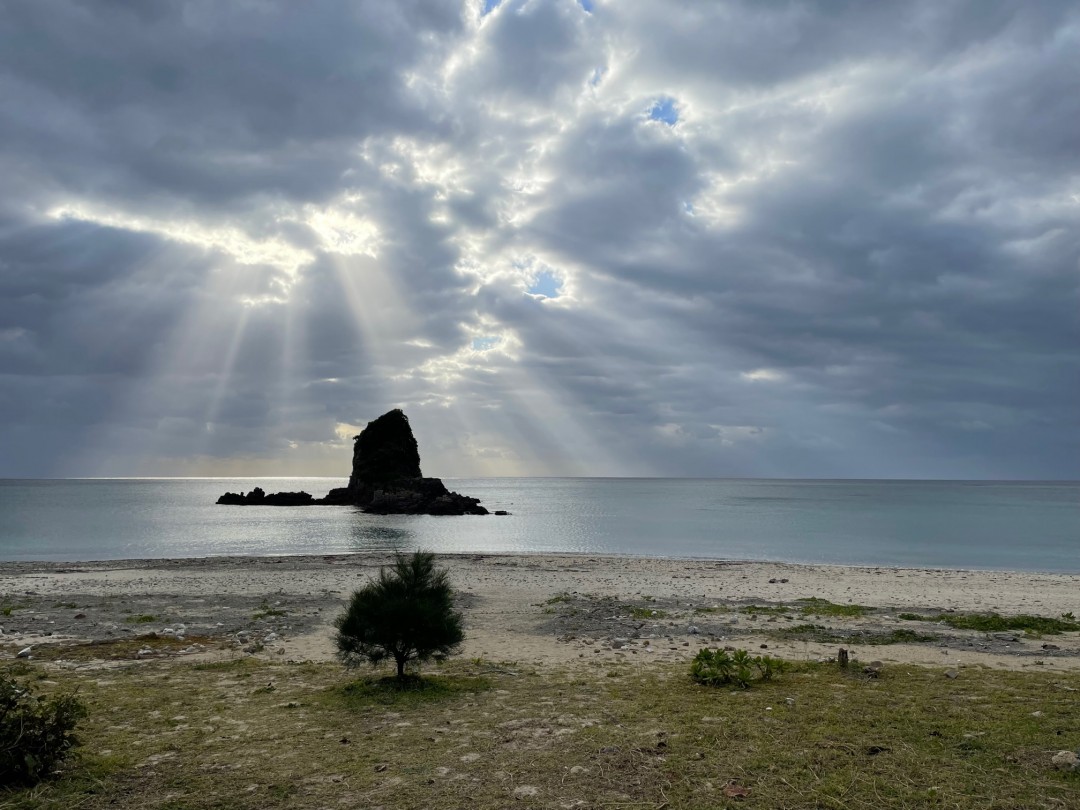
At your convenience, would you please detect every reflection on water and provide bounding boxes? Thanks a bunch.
[0,477,1078,571]
[348,522,416,552]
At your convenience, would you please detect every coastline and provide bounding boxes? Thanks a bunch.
[2,552,1078,672]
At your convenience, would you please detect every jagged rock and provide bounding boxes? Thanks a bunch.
[216,409,487,515]
[216,487,315,505]
[333,410,487,514]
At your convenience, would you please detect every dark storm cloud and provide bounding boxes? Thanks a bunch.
[0,0,1077,477]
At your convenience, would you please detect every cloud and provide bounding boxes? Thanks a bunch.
[0,0,1077,478]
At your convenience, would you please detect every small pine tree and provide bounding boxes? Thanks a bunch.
[335,551,464,680]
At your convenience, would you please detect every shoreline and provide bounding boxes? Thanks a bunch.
[2,552,1078,672]
[3,548,1079,577]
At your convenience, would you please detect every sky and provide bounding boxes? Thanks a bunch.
[1,0,1078,480]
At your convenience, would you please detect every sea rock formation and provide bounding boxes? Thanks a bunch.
[216,409,488,515]
[216,487,315,506]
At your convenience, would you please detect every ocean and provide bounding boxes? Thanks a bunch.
[0,478,1076,571]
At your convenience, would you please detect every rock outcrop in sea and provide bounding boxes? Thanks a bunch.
[216,409,488,515]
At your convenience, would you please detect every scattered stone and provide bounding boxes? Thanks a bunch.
[15,646,31,659]
[569,765,589,776]
[722,782,751,799]
[513,785,539,797]
[1051,750,1079,771]
[74,613,86,619]
[863,661,883,678]
[460,753,480,763]
[944,669,959,680]
[687,625,700,635]
[1041,643,1060,651]
[374,763,389,772]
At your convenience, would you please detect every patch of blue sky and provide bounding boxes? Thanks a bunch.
[648,97,679,126]
[527,270,562,298]
[471,335,501,351]
[482,0,501,16]
[578,0,595,12]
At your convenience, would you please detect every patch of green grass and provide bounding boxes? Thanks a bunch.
[629,606,668,620]
[544,593,573,605]
[1,602,28,617]
[4,657,1079,810]
[742,603,791,616]
[331,674,492,710]
[797,597,870,617]
[899,612,1080,635]
[252,602,288,620]
[774,625,938,645]
[692,606,724,614]
[124,614,157,624]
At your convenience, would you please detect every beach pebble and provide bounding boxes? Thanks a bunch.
[1051,750,1079,771]
[16,646,31,659]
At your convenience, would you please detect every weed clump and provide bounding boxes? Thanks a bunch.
[898,612,1080,635]
[797,597,869,617]
[1,675,86,786]
[690,648,785,688]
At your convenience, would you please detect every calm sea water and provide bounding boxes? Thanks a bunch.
[0,478,1077,571]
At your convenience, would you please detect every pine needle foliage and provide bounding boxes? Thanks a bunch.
[335,551,464,680]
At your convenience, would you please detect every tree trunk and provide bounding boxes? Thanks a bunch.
[396,655,406,680]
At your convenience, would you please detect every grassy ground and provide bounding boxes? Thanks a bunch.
[2,655,1078,809]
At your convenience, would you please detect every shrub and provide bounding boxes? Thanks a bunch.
[336,551,464,680]
[1,675,86,786]
[690,648,786,688]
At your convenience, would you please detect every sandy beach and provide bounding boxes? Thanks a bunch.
[2,553,1077,673]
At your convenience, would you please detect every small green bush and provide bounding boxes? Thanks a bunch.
[1,676,86,786]
[690,648,786,689]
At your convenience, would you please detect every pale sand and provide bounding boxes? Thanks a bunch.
[1,554,1078,672]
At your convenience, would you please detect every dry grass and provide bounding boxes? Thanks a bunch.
[2,655,1078,809]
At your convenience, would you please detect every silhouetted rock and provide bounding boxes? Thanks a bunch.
[216,409,487,515]
[337,410,487,515]
[216,487,315,506]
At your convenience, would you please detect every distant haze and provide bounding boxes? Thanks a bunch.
[0,1,1077,479]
